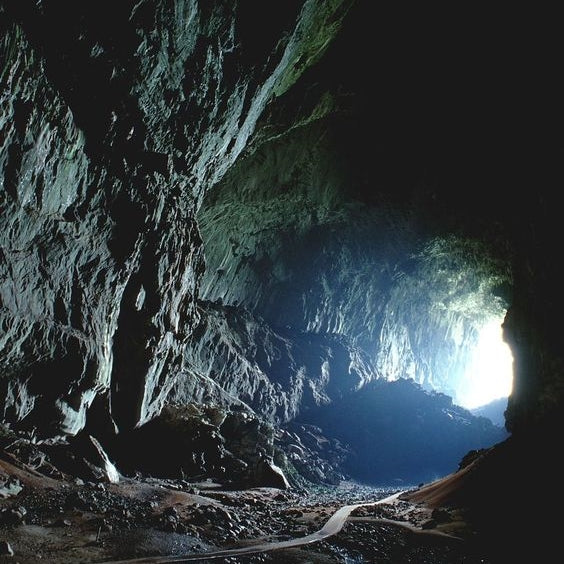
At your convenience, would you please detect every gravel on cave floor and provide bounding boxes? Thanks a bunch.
[1,460,498,564]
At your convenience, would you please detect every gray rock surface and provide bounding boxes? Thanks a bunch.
[0,0,352,436]
[172,300,378,423]
[1,1,564,495]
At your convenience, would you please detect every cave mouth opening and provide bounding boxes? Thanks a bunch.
[455,317,513,410]
[375,235,514,420]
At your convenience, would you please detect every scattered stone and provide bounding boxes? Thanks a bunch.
[0,478,22,499]
[53,518,72,527]
[0,540,14,556]
[0,508,26,525]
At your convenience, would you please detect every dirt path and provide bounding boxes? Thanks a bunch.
[100,491,421,563]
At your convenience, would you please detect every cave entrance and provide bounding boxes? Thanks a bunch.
[455,317,513,410]
[375,235,514,421]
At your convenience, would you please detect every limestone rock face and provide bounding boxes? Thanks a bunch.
[197,115,513,406]
[296,379,509,485]
[0,1,352,436]
[1,0,563,491]
[171,300,377,424]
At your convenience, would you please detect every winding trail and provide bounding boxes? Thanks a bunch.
[102,491,406,563]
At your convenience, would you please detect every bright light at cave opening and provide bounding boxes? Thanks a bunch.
[458,320,514,410]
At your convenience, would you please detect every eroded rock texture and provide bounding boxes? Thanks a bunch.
[0,0,354,437]
[171,300,376,423]
[1,0,563,491]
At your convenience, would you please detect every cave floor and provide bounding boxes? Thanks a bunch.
[1,455,496,564]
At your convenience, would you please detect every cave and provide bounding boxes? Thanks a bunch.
[1,2,562,563]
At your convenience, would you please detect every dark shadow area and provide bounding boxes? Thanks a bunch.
[296,379,509,486]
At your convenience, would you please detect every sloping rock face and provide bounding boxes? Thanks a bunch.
[170,300,377,423]
[296,379,509,486]
[0,0,352,437]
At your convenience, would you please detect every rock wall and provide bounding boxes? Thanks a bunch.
[0,0,353,437]
[195,0,564,442]
[1,0,563,463]
[196,85,513,407]
[171,300,377,423]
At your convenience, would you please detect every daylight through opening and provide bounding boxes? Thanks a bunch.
[455,318,514,410]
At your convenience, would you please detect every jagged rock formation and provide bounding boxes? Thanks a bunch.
[0,0,353,438]
[1,0,563,502]
[170,300,377,423]
[198,137,512,404]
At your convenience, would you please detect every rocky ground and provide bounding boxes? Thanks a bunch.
[0,445,500,564]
